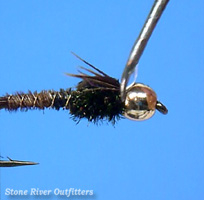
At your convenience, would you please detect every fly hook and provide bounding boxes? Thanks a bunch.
[120,0,170,101]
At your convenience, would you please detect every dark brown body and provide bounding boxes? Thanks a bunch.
[0,61,124,124]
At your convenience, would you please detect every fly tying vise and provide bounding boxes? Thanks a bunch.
[0,156,38,167]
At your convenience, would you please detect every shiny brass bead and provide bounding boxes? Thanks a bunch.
[123,83,157,121]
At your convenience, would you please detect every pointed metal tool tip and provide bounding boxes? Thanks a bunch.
[0,157,39,167]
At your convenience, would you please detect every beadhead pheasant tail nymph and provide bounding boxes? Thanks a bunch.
[0,54,168,124]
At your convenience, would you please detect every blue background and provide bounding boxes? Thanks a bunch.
[0,1,203,199]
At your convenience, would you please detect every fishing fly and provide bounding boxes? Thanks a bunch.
[0,0,169,124]
[0,53,167,124]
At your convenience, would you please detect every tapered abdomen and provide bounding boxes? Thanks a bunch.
[0,88,123,123]
[0,89,71,111]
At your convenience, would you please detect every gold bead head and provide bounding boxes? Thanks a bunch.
[123,83,158,121]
